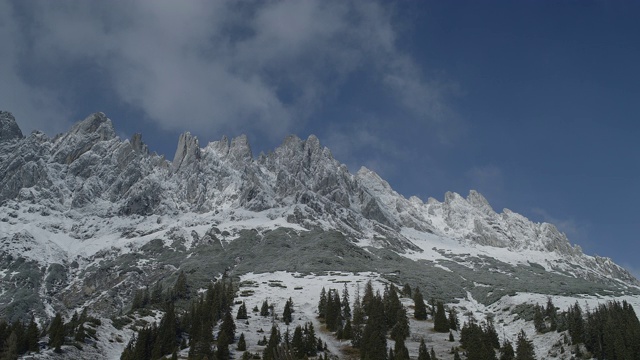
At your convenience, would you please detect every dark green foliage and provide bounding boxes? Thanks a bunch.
[448,331,454,342]
[460,321,497,360]
[342,318,352,340]
[582,300,640,359]
[390,307,410,342]
[384,284,402,329]
[172,270,189,300]
[342,284,351,320]
[283,297,293,325]
[26,317,39,353]
[237,332,247,351]
[448,308,459,331]
[533,304,544,333]
[318,287,327,318]
[260,299,270,317]
[48,313,65,353]
[351,286,365,348]
[1,331,18,360]
[219,310,236,346]
[74,324,86,343]
[433,302,449,332]
[237,301,248,320]
[362,280,375,316]
[325,289,342,331]
[515,330,535,360]
[402,283,412,298]
[453,348,461,360]
[216,328,231,360]
[413,287,427,320]
[291,322,317,358]
[430,347,438,360]
[418,338,431,360]
[263,325,281,360]
[499,340,515,360]
[394,338,410,360]
[566,301,584,344]
[360,293,387,360]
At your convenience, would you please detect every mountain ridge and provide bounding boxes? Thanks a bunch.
[0,111,638,340]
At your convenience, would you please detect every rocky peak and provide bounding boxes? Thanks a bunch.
[0,111,24,141]
[130,133,148,154]
[466,190,495,214]
[172,132,201,172]
[51,113,116,164]
[228,135,253,163]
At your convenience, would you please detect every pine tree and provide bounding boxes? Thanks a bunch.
[351,285,365,348]
[342,284,351,320]
[362,280,375,316]
[433,302,449,332]
[237,332,247,351]
[173,271,188,299]
[402,283,412,298]
[318,287,327,318]
[515,330,535,360]
[216,329,231,360]
[390,307,410,342]
[360,295,387,360]
[1,332,18,360]
[453,348,462,360]
[151,282,163,304]
[533,304,545,333]
[49,313,65,353]
[26,317,39,353]
[394,338,410,360]
[413,287,427,320]
[430,347,438,360]
[343,318,352,340]
[449,331,454,342]
[283,298,293,325]
[263,325,281,360]
[305,322,317,356]
[448,308,459,331]
[219,311,236,344]
[292,325,304,358]
[75,324,86,343]
[237,301,248,320]
[500,340,515,360]
[260,299,270,317]
[418,338,431,360]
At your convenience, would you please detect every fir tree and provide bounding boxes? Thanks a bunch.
[499,340,515,360]
[237,333,247,351]
[394,338,410,360]
[318,287,327,318]
[430,347,438,360]
[390,307,410,342]
[75,324,86,343]
[418,338,431,360]
[402,283,412,298]
[342,284,351,320]
[351,285,365,348]
[237,301,248,320]
[1,332,18,360]
[283,298,293,325]
[173,270,188,300]
[260,299,270,317]
[219,311,236,344]
[26,317,39,353]
[342,318,352,340]
[449,331,454,342]
[453,348,462,360]
[362,280,375,316]
[413,287,427,320]
[216,329,231,360]
[49,313,65,353]
[448,308,459,331]
[433,302,449,332]
[360,295,387,360]
[262,324,280,360]
[515,330,535,360]
[291,325,304,358]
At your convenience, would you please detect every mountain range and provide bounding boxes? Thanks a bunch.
[0,111,638,359]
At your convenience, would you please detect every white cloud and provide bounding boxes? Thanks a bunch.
[0,0,454,140]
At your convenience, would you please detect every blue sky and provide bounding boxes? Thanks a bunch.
[1,1,638,276]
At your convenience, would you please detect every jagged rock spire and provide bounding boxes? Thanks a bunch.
[0,111,24,141]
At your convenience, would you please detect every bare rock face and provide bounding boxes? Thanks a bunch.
[0,111,23,141]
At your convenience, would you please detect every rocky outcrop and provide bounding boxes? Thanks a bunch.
[0,111,23,141]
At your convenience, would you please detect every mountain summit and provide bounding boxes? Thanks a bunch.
[0,112,638,358]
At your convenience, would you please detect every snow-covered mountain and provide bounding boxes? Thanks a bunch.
[1,111,638,358]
